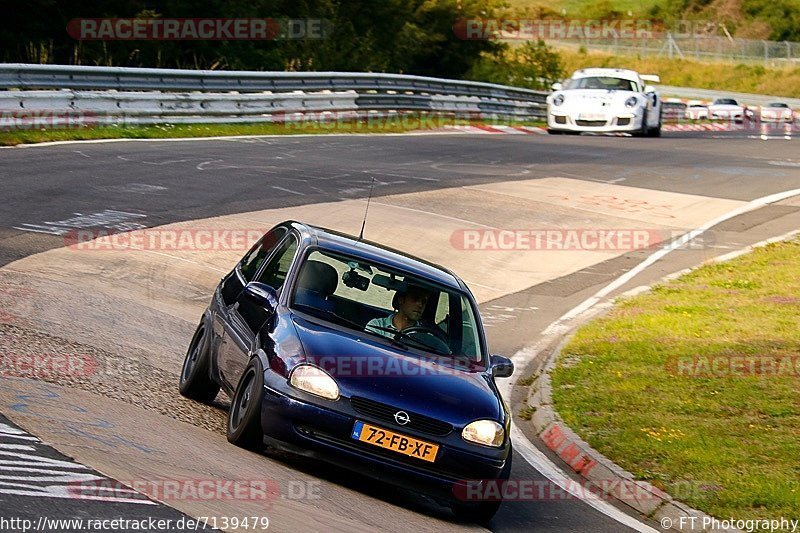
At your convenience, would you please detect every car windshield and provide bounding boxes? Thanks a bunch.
[565,76,636,91]
[768,103,789,108]
[714,99,737,105]
[290,248,485,362]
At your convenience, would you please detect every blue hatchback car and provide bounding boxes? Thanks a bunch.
[179,221,515,521]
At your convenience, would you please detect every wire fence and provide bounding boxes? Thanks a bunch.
[551,33,800,66]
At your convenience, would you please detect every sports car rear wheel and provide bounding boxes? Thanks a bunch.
[450,445,513,523]
[227,357,265,450]
[179,321,220,403]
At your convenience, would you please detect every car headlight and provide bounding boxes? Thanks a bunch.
[625,96,638,108]
[289,364,339,400]
[552,94,564,106]
[462,420,504,447]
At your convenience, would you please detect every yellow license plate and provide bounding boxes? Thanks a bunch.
[351,421,438,463]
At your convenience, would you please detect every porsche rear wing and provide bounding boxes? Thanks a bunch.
[640,74,661,83]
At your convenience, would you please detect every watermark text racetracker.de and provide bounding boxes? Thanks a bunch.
[0,111,96,131]
[66,18,332,40]
[273,110,512,132]
[666,355,800,378]
[0,353,147,380]
[64,228,266,252]
[453,18,740,41]
[68,478,321,503]
[450,228,715,252]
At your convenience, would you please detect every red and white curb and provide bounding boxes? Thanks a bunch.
[443,125,548,134]
[441,123,745,134]
[663,123,734,132]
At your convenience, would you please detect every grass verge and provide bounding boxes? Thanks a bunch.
[551,239,800,520]
[0,117,545,147]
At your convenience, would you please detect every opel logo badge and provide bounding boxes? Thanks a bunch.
[394,411,410,426]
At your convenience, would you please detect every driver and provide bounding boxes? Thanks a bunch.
[365,284,430,338]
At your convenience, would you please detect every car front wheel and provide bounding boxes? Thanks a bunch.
[179,321,221,403]
[648,120,662,137]
[227,357,266,450]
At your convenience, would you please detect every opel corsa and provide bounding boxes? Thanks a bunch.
[179,221,515,521]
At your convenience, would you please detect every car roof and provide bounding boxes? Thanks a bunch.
[285,220,463,290]
[571,68,641,82]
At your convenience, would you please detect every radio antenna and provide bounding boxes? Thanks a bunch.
[358,177,376,241]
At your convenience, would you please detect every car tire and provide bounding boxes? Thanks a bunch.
[450,445,513,523]
[227,357,265,450]
[179,321,221,403]
[635,110,649,137]
[648,121,662,137]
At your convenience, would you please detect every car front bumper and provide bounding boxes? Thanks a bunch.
[547,110,644,133]
[259,371,509,501]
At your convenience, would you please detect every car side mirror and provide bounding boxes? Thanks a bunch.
[551,82,563,91]
[644,85,655,93]
[490,354,514,378]
[237,282,278,329]
[241,282,278,313]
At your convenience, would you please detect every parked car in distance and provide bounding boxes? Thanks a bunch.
[684,100,709,120]
[759,102,794,122]
[708,98,754,122]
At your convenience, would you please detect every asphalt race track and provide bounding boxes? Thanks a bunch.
[1,128,799,532]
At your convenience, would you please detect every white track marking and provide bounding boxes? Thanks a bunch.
[509,186,800,530]
[511,425,660,533]
[365,201,497,229]
[272,186,306,196]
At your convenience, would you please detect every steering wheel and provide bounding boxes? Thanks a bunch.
[400,325,451,354]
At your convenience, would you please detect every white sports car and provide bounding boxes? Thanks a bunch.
[546,68,662,136]
[684,100,709,120]
[707,98,754,122]
[759,102,794,123]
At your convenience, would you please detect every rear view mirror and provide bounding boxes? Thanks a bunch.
[372,274,405,291]
[644,85,656,93]
[551,82,563,91]
[343,270,370,291]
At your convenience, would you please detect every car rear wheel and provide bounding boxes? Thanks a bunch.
[179,321,221,403]
[450,445,513,523]
[227,357,265,450]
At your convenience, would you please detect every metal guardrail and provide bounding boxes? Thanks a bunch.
[0,63,692,127]
[0,63,551,125]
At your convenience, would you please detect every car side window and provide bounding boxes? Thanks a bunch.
[239,227,287,282]
[256,234,298,291]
